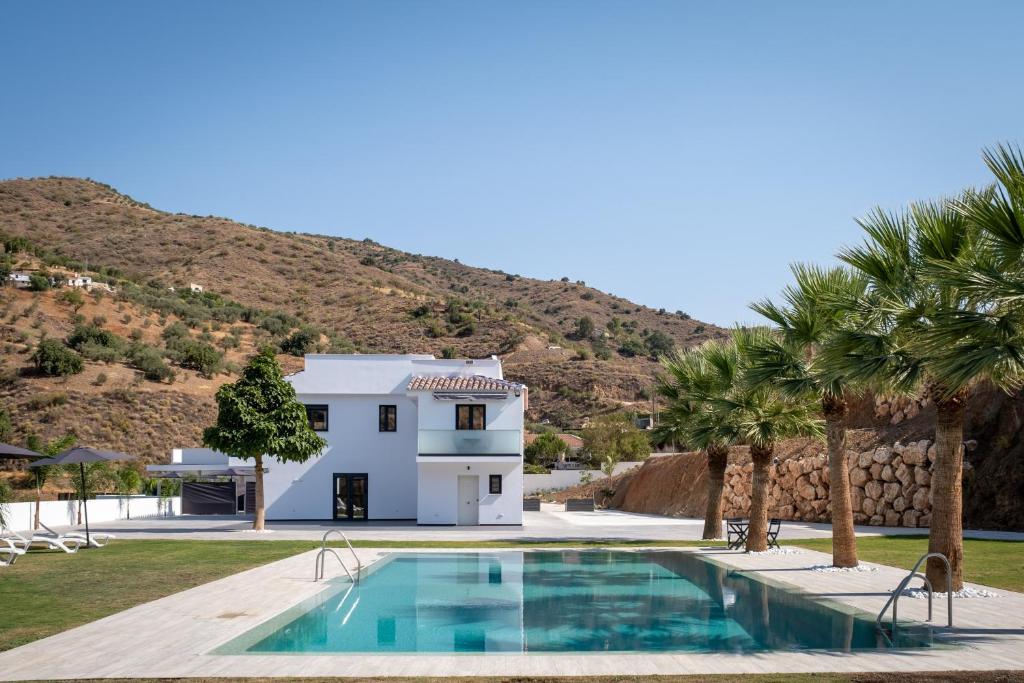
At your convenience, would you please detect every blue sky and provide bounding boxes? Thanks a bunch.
[2,1,1022,326]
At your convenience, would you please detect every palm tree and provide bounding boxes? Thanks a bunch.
[655,340,737,539]
[746,264,867,567]
[914,145,1024,590]
[822,197,977,591]
[661,332,822,550]
[727,328,824,551]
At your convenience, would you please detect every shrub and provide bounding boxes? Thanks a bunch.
[127,343,176,382]
[575,316,595,339]
[523,463,549,474]
[27,391,67,410]
[280,328,318,356]
[94,372,108,386]
[59,289,85,310]
[0,409,10,442]
[441,346,457,359]
[31,339,83,376]
[28,273,51,291]
[176,340,223,377]
[617,337,646,358]
[67,324,124,353]
[644,330,674,358]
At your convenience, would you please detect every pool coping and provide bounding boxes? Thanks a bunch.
[0,544,1022,679]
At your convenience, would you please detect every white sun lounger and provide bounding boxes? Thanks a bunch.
[39,522,115,548]
[1,528,84,554]
[0,538,26,566]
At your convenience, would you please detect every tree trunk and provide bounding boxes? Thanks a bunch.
[34,480,41,530]
[703,445,729,540]
[253,454,266,531]
[929,390,966,592]
[824,395,858,567]
[746,443,774,552]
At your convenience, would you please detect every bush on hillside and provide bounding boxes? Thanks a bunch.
[280,327,318,356]
[31,339,83,376]
[127,343,176,383]
[173,340,223,377]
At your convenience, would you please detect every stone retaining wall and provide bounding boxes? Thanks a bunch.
[721,439,973,527]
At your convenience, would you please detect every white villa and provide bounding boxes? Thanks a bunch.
[152,354,527,526]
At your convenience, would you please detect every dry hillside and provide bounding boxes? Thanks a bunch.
[0,176,725,465]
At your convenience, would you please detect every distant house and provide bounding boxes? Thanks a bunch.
[7,272,31,288]
[189,283,204,293]
[66,273,93,288]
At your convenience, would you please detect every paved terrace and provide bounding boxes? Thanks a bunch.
[0,543,1022,679]
[56,504,1024,542]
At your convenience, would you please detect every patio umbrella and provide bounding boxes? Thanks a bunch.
[31,447,136,547]
[0,442,42,460]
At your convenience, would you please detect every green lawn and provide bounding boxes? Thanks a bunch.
[786,536,1024,592]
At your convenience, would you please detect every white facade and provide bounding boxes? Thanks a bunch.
[66,273,93,288]
[262,354,526,525]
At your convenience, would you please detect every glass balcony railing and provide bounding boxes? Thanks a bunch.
[417,429,523,456]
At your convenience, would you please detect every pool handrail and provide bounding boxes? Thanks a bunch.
[314,529,361,583]
[876,551,953,641]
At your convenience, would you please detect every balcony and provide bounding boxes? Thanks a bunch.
[417,429,522,457]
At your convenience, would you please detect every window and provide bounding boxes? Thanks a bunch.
[456,404,486,430]
[305,404,328,432]
[379,405,397,432]
[489,474,502,495]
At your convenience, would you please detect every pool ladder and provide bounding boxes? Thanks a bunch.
[876,552,953,643]
[314,530,361,583]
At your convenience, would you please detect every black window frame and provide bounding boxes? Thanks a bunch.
[305,404,329,432]
[379,404,397,432]
[455,404,486,430]
[489,474,502,495]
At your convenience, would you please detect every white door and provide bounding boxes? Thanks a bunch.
[457,475,479,525]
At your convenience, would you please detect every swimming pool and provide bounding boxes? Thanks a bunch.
[218,550,933,654]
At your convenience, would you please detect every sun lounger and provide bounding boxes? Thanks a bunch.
[1,527,84,553]
[40,521,115,548]
[0,538,26,566]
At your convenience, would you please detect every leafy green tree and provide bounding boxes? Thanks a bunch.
[0,479,12,531]
[31,338,84,376]
[525,432,568,467]
[27,433,76,527]
[746,264,867,567]
[115,467,143,519]
[581,413,649,465]
[204,349,327,530]
[59,289,85,312]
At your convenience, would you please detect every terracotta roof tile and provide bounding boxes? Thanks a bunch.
[407,374,524,392]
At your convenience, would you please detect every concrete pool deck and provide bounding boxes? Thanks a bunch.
[0,544,1022,679]
[44,504,1024,542]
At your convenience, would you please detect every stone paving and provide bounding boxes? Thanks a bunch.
[0,542,1022,679]
[47,504,1024,542]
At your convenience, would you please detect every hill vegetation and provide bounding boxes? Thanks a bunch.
[0,176,725,464]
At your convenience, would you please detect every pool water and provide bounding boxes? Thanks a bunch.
[225,550,933,654]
